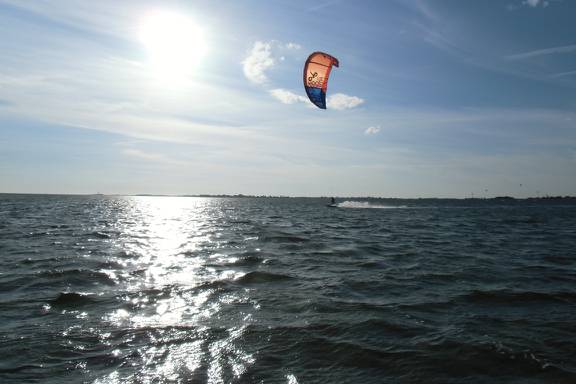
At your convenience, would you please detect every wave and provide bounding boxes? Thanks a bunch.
[235,271,293,284]
[193,279,233,291]
[228,255,264,266]
[261,234,310,243]
[1,269,118,293]
[337,201,407,209]
[32,269,117,287]
[0,364,45,374]
[84,231,117,239]
[206,254,264,268]
[410,339,567,377]
[461,289,576,305]
[50,292,96,307]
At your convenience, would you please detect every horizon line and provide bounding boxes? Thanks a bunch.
[0,192,575,200]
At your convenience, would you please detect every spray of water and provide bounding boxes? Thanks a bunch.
[336,201,407,209]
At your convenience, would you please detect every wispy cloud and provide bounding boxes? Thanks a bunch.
[365,126,381,135]
[327,93,364,110]
[410,20,475,66]
[122,148,183,164]
[506,44,576,60]
[409,6,576,83]
[547,70,576,79]
[306,0,343,13]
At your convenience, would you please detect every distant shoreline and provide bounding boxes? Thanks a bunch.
[1,192,575,201]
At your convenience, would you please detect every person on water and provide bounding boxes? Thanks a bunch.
[330,197,336,205]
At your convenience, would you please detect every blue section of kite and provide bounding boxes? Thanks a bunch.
[305,86,326,109]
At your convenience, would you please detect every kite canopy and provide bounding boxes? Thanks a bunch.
[303,52,339,109]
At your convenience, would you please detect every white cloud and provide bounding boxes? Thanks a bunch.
[269,89,365,110]
[509,0,553,9]
[365,126,381,135]
[327,93,364,110]
[242,41,301,85]
[286,42,302,50]
[523,0,549,7]
[269,88,308,104]
[242,41,363,111]
[242,41,276,85]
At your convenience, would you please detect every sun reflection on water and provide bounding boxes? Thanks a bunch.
[86,197,259,383]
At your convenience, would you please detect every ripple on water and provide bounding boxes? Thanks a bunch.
[1,196,576,383]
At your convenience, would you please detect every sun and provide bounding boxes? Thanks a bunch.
[138,10,208,84]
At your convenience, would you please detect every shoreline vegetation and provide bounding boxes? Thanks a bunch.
[1,193,575,201]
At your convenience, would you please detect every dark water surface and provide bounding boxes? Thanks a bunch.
[1,195,575,383]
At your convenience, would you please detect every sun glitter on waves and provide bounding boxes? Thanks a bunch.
[138,10,208,85]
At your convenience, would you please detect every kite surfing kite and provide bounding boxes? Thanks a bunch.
[303,52,339,109]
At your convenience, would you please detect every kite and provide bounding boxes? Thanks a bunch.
[303,52,339,109]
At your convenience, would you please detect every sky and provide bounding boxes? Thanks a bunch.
[0,0,575,198]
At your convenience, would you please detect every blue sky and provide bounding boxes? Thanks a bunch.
[0,0,575,197]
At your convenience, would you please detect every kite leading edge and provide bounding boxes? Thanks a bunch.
[303,52,339,109]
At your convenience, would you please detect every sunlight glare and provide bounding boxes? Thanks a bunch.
[139,10,208,84]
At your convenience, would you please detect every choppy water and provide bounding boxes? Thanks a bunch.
[1,194,575,383]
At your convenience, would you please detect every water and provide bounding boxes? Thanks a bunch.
[1,194,575,383]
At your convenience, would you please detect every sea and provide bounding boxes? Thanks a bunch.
[1,194,575,384]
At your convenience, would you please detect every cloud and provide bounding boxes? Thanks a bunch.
[242,41,275,85]
[286,42,302,50]
[506,44,576,60]
[242,41,301,85]
[365,126,381,135]
[547,70,576,79]
[327,93,364,110]
[523,0,549,7]
[508,0,554,10]
[121,147,198,168]
[306,0,343,12]
[270,89,365,110]
[269,88,308,104]
[242,41,361,110]
[123,148,170,162]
